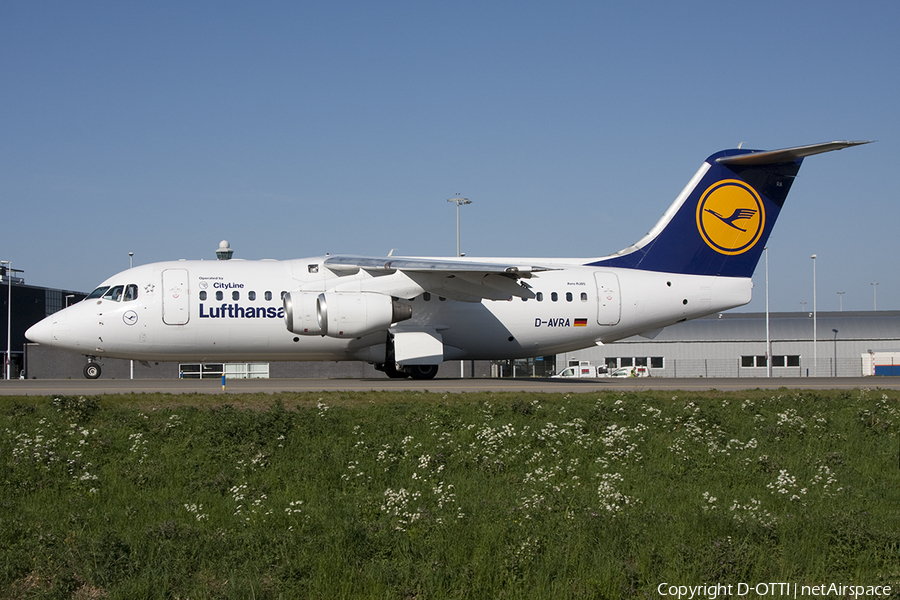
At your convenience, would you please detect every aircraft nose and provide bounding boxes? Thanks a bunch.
[26,317,54,346]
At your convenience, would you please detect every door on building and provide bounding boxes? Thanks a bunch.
[594,272,621,326]
[162,268,190,325]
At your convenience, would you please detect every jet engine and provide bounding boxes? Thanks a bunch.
[284,291,412,338]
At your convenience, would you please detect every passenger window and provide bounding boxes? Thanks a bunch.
[566,292,573,302]
[424,292,431,301]
[551,292,558,302]
[102,285,124,301]
[265,291,273,301]
[581,292,588,302]
[200,291,207,301]
[536,292,543,302]
[232,291,240,301]
[124,284,138,301]
[249,291,256,301]
[216,291,224,301]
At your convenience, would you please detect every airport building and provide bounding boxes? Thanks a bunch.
[1,267,87,379]
[552,310,900,378]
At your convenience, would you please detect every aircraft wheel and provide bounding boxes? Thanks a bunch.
[84,363,102,379]
[408,365,439,380]
[383,364,409,379]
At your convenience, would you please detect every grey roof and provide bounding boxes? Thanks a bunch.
[633,311,900,343]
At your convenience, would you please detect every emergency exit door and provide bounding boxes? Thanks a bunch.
[162,269,190,325]
[594,272,621,326]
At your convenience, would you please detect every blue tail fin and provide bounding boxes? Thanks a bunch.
[589,141,870,278]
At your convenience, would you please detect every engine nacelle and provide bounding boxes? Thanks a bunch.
[283,291,325,335]
[284,291,412,338]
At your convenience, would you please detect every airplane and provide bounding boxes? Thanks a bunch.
[26,141,869,380]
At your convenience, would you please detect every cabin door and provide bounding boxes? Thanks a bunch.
[162,268,190,325]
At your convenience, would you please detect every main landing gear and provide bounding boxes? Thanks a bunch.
[375,332,440,380]
[407,364,439,380]
[375,363,439,380]
[83,359,101,379]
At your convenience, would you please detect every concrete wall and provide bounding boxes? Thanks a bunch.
[24,344,492,380]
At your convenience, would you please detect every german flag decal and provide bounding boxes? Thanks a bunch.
[574,318,588,327]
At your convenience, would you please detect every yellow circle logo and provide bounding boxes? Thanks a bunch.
[696,179,765,255]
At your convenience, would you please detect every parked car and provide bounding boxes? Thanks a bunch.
[609,366,649,378]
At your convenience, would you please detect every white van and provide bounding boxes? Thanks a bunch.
[552,363,608,378]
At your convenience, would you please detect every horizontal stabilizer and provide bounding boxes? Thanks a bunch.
[717,140,871,166]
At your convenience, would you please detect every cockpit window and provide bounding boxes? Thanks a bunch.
[86,286,110,300]
[123,284,139,301]
[102,285,125,301]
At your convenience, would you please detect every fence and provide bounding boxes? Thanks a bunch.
[179,363,271,379]
[636,357,867,378]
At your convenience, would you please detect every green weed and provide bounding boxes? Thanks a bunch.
[1,389,899,598]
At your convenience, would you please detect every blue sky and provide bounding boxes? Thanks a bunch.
[2,1,896,313]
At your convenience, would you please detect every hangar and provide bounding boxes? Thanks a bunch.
[553,310,900,378]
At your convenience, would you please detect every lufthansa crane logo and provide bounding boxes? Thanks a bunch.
[696,179,765,255]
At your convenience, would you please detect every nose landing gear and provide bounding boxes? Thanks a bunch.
[83,359,101,379]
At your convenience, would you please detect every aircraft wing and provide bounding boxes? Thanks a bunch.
[323,255,554,276]
[322,255,559,301]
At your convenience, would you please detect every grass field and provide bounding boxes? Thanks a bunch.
[2,388,899,599]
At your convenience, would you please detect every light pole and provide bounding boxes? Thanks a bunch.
[765,247,771,377]
[1,261,11,380]
[447,195,472,257]
[837,291,844,312]
[832,329,839,377]
[129,252,134,380]
[872,282,878,311]
[811,254,817,377]
[447,196,471,379]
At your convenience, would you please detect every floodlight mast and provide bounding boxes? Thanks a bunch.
[447,195,472,257]
[1,261,11,380]
[812,254,817,377]
[447,195,472,379]
[765,248,771,378]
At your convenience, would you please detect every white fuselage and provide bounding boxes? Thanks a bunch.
[28,257,752,364]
